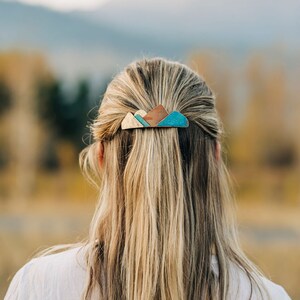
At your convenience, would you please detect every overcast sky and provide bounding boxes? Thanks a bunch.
[13,0,108,11]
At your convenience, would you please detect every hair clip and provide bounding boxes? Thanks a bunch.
[121,104,189,129]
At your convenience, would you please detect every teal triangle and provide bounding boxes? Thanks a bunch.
[157,111,188,127]
[134,114,150,127]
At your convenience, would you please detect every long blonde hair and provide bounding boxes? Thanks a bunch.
[37,57,269,299]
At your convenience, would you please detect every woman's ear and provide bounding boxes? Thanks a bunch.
[215,141,221,161]
[98,142,104,168]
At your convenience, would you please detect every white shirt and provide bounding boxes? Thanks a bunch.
[4,245,291,300]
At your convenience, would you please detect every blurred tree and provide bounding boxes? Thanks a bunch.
[0,51,50,202]
[229,54,298,204]
[261,137,296,168]
[37,78,91,146]
[64,79,91,149]
[235,55,296,169]
[0,78,11,116]
[37,78,92,169]
[0,78,12,169]
[261,63,297,169]
[36,78,64,170]
[230,54,267,167]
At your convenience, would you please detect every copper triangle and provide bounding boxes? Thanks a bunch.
[143,104,168,126]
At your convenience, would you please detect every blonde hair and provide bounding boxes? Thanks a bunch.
[36,57,269,299]
[75,57,270,299]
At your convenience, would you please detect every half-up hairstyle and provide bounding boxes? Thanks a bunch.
[76,57,270,300]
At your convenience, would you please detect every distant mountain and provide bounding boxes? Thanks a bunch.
[79,0,300,51]
[0,2,191,79]
[1,1,299,79]
[2,2,191,53]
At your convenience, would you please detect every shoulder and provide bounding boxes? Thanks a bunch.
[259,276,292,300]
[4,245,88,300]
[223,258,292,300]
[211,256,291,299]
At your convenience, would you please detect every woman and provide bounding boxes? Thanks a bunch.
[5,57,291,300]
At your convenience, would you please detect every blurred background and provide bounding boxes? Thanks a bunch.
[0,0,300,298]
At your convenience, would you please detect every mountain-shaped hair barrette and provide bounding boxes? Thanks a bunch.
[121,104,189,129]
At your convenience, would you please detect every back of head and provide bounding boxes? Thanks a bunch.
[80,58,267,300]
